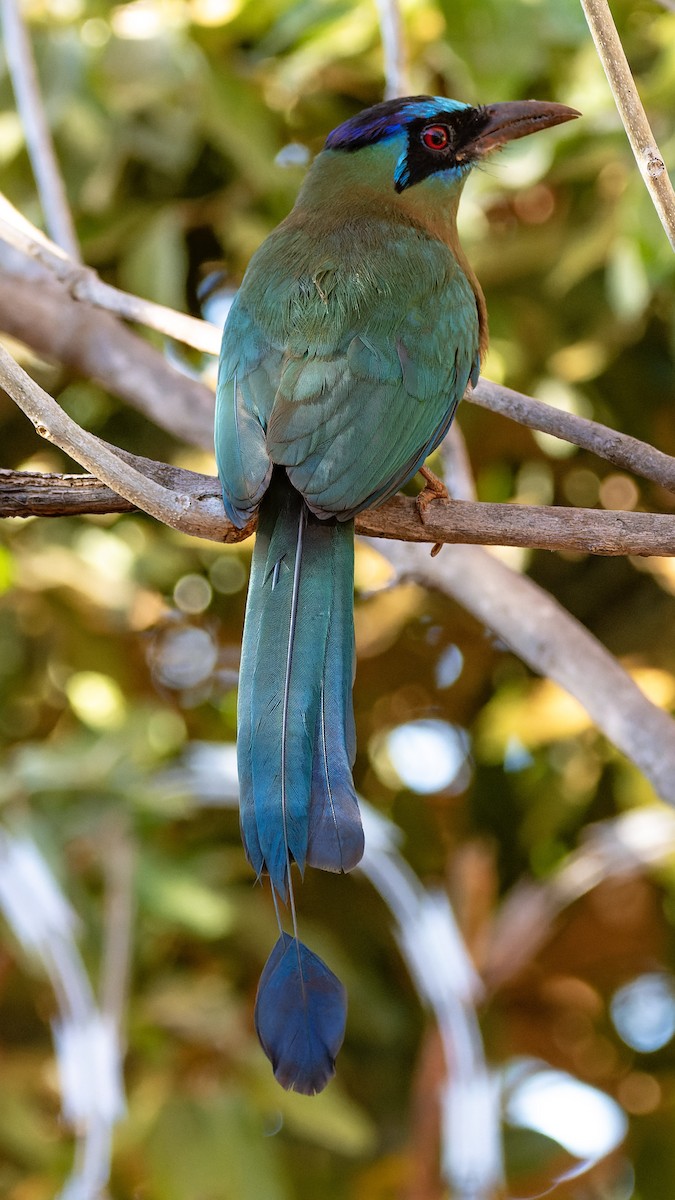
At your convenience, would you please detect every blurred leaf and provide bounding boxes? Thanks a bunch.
[119,206,189,309]
[504,1125,577,1196]
[145,1092,289,1200]
[137,854,234,937]
[268,1076,376,1156]
[0,547,15,597]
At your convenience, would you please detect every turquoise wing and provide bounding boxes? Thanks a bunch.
[216,220,481,521]
[268,305,478,517]
[215,296,279,528]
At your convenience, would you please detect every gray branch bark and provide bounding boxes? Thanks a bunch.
[4,467,675,556]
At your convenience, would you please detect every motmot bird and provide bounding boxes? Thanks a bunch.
[215,95,579,1093]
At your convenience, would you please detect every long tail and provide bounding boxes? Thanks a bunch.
[237,468,364,1092]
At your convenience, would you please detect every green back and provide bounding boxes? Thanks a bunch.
[215,150,480,523]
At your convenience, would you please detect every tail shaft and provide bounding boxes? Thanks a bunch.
[238,469,364,898]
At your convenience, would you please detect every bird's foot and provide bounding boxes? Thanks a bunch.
[416,466,448,557]
[416,465,449,518]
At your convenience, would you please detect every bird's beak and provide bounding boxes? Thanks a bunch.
[459,100,580,160]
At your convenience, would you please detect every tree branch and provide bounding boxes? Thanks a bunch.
[0,265,215,448]
[376,538,675,806]
[0,198,221,355]
[4,254,675,499]
[360,493,675,555]
[0,343,238,541]
[374,0,410,100]
[0,0,80,258]
[580,0,675,250]
[472,379,675,493]
[4,467,675,556]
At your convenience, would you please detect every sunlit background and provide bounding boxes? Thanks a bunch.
[2,0,675,1195]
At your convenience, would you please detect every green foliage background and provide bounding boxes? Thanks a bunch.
[2,0,675,1196]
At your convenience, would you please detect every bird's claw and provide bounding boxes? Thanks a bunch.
[416,466,448,557]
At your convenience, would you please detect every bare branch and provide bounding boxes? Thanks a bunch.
[4,467,675,556]
[440,425,478,504]
[5,252,675,500]
[0,265,215,448]
[0,469,136,517]
[374,0,410,100]
[377,538,675,805]
[470,379,675,493]
[580,0,675,250]
[0,0,79,258]
[0,200,221,355]
[0,343,235,541]
[359,494,675,555]
[70,270,221,357]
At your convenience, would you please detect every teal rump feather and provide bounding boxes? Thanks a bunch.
[214,93,579,1092]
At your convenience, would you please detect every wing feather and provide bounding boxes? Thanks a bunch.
[216,217,481,521]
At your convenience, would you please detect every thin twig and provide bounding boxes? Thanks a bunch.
[0,265,216,448]
[0,202,221,355]
[580,0,675,250]
[471,379,675,493]
[374,0,410,99]
[0,0,80,258]
[71,272,221,356]
[0,344,232,540]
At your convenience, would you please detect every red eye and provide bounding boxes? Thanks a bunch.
[421,124,451,151]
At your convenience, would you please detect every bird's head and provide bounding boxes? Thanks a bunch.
[323,95,579,194]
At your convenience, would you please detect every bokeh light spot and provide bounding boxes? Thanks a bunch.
[611,973,675,1053]
[617,1071,661,1115]
[80,17,110,45]
[111,0,182,38]
[380,719,470,794]
[275,143,310,168]
[513,182,555,224]
[152,627,218,690]
[147,710,188,754]
[173,574,212,614]
[599,473,639,511]
[436,644,463,689]
[66,672,126,730]
[209,556,246,595]
[506,1063,627,1160]
[0,546,14,595]
[189,0,241,25]
[563,467,600,507]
